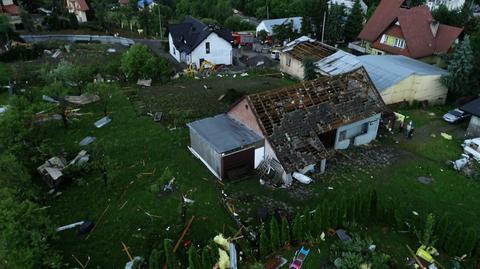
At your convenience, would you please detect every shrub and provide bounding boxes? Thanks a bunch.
[269,218,281,251]
[280,217,290,246]
[121,44,173,81]
[259,228,270,256]
[292,213,304,243]
[416,213,437,248]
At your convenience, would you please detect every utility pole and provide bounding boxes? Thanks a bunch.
[266,0,270,19]
[321,10,326,43]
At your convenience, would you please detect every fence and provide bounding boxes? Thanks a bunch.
[20,35,135,46]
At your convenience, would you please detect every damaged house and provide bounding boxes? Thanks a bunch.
[188,68,385,185]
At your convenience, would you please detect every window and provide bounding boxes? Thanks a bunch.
[173,47,176,55]
[394,38,406,49]
[286,57,292,67]
[205,42,210,54]
[361,123,369,134]
[339,130,347,141]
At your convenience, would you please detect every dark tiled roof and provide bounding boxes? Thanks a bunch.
[359,0,463,58]
[461,98,480,117]
[244,67,385,172]
[168,16,233,54]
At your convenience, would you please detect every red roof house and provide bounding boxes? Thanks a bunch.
[358,0,463,59]
[65,0,89,23]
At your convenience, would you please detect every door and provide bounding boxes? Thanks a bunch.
[221,148,255,180]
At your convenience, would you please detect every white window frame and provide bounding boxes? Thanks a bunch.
[394,38,406,49]
[205,42,210,54]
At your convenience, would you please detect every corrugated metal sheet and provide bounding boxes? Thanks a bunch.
[315,50,362,76]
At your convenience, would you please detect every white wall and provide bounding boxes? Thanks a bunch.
[256,22,270,35]
[190,33,232,67]
[280,53,304,80]
[381,75,447,105]
[334,114,381,150]
[168,33,181,63]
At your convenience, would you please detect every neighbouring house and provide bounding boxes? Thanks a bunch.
[0,0,21,27]
[426,0,465,10]
[356,0,463,63]
[137,0,155,9]
[188,68,385,184]
[329,0,368,13]
[65,0,89,23]
[168,16,233,68]
[461,98,480,138]
[359,55,448,105]
[280,36,361,80]
[256,17,303,36]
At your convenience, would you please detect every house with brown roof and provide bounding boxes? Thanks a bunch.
[65,0,89,23]
[357,0,463,63]
[0,0,21,27]
[187,68,385,185]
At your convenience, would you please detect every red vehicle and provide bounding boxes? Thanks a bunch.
[232,32,254,47]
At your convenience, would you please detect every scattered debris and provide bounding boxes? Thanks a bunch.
[153,112,163,122]
[42,95,59,104]
[256,61,264,66]
[107,48,116,53]
[94,116,111,128]
[440,133,453,140]
[79,136,96,146]
[292,172,313,184]
[69,150,90,166]
[137,79,152,87]
[57,221,85,232]
[417,176,433,185]
[43,49,52,55]
[125,256,143,269]
[52,49,61,58]
[65,94,100,105]
[336,229,352,242]
[218,94,225,101]
[37,156,67,187]
[64,45,71,53]
[182,195,195,204]
[79,221,94,234]
[412,211,419,216]
[240,73,248,77]
[463,138,480,162]
[0,105,7,114]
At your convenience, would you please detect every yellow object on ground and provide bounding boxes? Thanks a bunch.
[214,234,230,250]
[440,133,453,140]
[416,246,434,263]
[394,112,406,122]
[217,248,230,269]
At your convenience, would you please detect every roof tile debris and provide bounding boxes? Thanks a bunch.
[244,68,385,172]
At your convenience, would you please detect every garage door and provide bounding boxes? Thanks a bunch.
[221,148,255,180]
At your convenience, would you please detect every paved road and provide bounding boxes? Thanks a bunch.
[134,39,186,72]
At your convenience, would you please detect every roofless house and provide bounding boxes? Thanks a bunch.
[188,68,385,185]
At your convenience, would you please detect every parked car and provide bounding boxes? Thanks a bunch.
[443,108,470,123]
[463,138,480,162]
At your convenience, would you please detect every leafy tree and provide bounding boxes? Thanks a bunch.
[0,152,38,198]
[149,248,162,269]
[280,217,290,245]
[301,0,328,38]
[325,4,346,44]
[42,82,70,128]
[19,7,35,32]
[272,21,299,42]
[224,16,255,31]
[302,57,317,81]
[0,14,12,43]
[121,44,172,81]
[292,213,304,243]
[344,0,364,42]
[442,36,479,97]
[188,246,200,269]
[0,188,62,269]
[86,82,119,116]
[259,228,270,256]
[432,4,472,27]
[270,218,281,251]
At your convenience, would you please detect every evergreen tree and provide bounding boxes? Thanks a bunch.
[280,217,290,246]
[149,248,162,269]
[270,218,281,251]
[188,246,200,269]
[416,213,437,247]
[459,229,478,256]
[303,206,311,233]
[344,0,364,42]
[435,215,450,249]
[312,206,323,234]
[325,4,346,44]
[445,222,463,256]
[201,246,213,268]
[164,239,175,269]
[442,36,479,97]
[259,228,271,256]
[369,190,378,219]
[292,213,304,243]
[322,202,331,229]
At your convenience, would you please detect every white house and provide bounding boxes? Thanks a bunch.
[168,17,233,68]
[256,17,302,36]
[426,0,465,10]
[65,0,89,23]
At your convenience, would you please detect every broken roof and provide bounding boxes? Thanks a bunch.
[257,17,303,34]
[315,50,362,76]
[168,16,233,54]
[461,98,480,117]
[243,67,385,172]
[188,114,263,154]
[358,0,463,58]
[359,55,448,92]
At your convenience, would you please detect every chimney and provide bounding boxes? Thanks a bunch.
[430,20,440,37]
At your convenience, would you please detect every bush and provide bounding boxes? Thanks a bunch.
[224,16,255,31]
[269,218,281,251]
[121,44,173,81]
[0,44,43,62]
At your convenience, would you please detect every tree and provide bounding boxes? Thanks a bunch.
[416,213,437,247]
[163,239,175,269]
[325,4,346,44]
[188,246,200,269]
[435,214,450,248]
[280,217,290,246]
[272,21,298,42]
[459,229,478,257]
[201,246,213,268]
[0,188,62,269]
[312,206,323,232]
[270,218,281,251]
[224,16,255,31]
[432,3,472,27]
[42,82,70,128]
[302,57,317,81]
[292,213,304,243]
[0,14,12,44]
[344,0,364,42]
[257,30,268,43]
[445,222,463,256]
[19,7,35,32]
[121,44,172,81]
[301,0,328,38]
[149,248,162,269]
[442,36,479,97]
[302,206,311,233]
[259,228,270,256]
[86,82,119,116]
